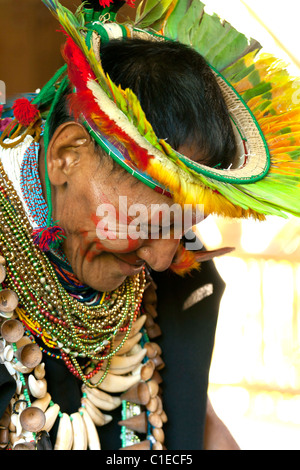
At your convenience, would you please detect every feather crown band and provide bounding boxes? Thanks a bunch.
[14,1,300,221]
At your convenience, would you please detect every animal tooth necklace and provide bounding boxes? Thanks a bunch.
[0,137,166,451]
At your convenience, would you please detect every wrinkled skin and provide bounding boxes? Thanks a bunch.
[39,121,199,292]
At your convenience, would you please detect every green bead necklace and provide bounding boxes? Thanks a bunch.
[0,158,146,387]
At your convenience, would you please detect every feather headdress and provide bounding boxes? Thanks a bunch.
[1,0,300,269]
[37,0,300,223]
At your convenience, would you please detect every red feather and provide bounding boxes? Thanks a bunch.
[68,90,100,120]
[68,90,153,171]
[92,109,153,170]
[62,32,152,170]
[99,0,114,6]
[98,0,135,7]
[63,37,96,92]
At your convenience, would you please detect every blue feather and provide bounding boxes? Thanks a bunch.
[41,0,58,13]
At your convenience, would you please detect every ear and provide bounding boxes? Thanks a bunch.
[46,121,93,186]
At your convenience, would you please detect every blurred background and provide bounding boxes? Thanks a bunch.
[196,0,300,450]
[1,0,300,450]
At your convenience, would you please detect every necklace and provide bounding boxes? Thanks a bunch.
[0,139,167,451]
[19,137,101,302]
[0,307,166,450]
[0,149,146,386]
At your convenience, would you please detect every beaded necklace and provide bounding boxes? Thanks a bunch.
[19,137,97,300]
[0,150,146,386]
[0,136,167,451]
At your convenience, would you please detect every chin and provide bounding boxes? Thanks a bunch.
[68,250,128,293]
[83,273,127,293]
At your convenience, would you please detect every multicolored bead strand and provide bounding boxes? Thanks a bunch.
[20,138,48,228]
[0,152,146,387]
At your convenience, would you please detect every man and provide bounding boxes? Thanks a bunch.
[0,0,298,450]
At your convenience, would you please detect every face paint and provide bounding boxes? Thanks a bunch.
[53,142,199,291]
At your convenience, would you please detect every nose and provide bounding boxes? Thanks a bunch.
[136,238,180,272]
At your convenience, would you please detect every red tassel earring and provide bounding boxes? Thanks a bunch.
[32,224,66,252]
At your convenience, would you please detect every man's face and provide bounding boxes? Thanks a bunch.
[53,154,197,292]
[45,123,203,292]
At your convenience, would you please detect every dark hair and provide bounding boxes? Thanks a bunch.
[48,38,236,169]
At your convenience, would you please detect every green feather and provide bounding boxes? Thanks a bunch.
[222,51,259,82]
[176,0,205,45]
[191,14,231,58]
[42,0,112,98]
[134,0,175,29]
[163,0,190,38]
[162,0,256,72]
[209,29,249,70]
[241,82,273,102]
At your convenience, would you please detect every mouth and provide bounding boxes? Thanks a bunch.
[113,253,145,276]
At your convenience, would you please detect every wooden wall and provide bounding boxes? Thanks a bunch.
[0,0,138,99]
